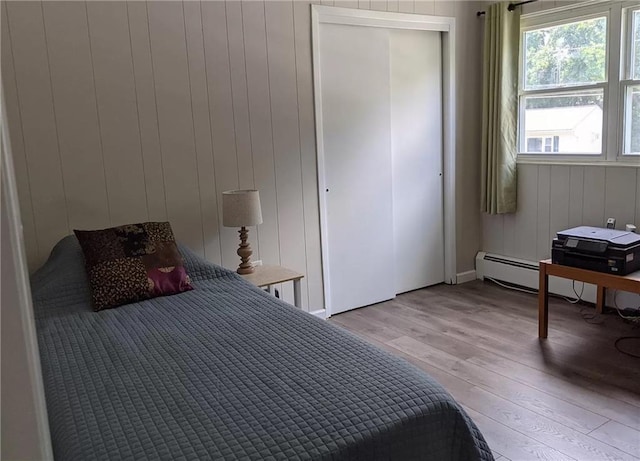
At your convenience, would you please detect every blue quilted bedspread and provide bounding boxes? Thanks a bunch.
[31,236,493,461]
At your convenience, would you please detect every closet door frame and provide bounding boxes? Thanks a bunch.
[311,5,457,318]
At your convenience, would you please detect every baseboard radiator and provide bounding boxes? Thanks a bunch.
[475,252,600,304]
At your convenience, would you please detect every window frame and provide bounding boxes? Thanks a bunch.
[517,1,640,166]
[621,5,640,156]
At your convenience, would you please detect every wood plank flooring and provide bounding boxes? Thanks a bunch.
[330,280,640,461]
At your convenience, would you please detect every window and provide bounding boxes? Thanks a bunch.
[518,2,640,163]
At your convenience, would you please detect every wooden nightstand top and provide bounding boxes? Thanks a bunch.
[240,265,304,288]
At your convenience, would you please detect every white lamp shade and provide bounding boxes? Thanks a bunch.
[222,190,263,227]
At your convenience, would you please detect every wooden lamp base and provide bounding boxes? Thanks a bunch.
[236,226,255,275]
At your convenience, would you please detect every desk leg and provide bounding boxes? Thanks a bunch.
[293,279,302,308]
[596,285,605,314]
[538,262,549,339]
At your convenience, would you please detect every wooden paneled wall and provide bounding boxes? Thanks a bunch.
[482,164,640,262]
[2,0,485,311]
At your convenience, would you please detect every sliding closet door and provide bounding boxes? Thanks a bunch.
[318,22,444,315]
[319,24,396,315]
[390,30,444,294]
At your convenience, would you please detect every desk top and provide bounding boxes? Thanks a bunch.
[540,259,640,292]
[241,265,304,287]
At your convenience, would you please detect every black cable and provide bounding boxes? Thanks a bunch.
[579,306,605,324]
[614,336,640,359]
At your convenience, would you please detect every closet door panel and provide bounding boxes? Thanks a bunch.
[319,24,395,315]
[390,29,444,294]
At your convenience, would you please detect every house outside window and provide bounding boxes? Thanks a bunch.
[518,2,640,163]
[526,135,560,153]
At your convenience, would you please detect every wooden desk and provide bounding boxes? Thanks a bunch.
[538,259,640,338]
[241,265,304,308]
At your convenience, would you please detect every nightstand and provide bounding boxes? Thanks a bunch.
[241,265,304,308]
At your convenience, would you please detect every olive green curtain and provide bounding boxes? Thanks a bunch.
[481,2,520,214]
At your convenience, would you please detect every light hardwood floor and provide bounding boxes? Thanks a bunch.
[330,280,640,461]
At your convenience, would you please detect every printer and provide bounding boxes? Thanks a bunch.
[552,226,640,275]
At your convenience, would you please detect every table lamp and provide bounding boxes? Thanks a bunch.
[222,189,263,274]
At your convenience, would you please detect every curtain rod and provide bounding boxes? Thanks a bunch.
[477,0,537,17]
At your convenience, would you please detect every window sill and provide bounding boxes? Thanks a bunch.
[516,158,640,167]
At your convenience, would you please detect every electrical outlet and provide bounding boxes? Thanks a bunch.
[251,260,262,267]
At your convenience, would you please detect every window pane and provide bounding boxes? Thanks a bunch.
[524,17,607,90]
[624,86,640,155]
[634,11,640,80]
[527,137,543,152]
[521,91,603,154]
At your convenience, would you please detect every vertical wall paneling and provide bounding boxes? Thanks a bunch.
[86,1,148,226]
[241,1,281,272]
[224,1,260,262]
[358,0,371,10]
[225,2,255,191]
[636,170,640,227]
[540,0,559,11]
[502,213,516,258]
[604,167,637,229]
[434,1,455,17]
[1,3,38,268]
[293,0,324,310]
[414,1,436,15]
[126,2,168,222]
[387,0,400,13]
[548,165,570,246]
[183,1,222,264]
[481,212,504,255]
[220,3,260,267]
[454,2,483,272]
[397,1,414,13]
[201,1,244,268]
[265,1,307,304]
[146,1,204,255]
[513,164,539,261]
[42,1,110,230]
[484,165,639,264]
[536,165,551,260]
[370,0,388,12]
[334,0,360,8]
[582,166,606,227]
[568,166,584,228]
[5,1,69,266]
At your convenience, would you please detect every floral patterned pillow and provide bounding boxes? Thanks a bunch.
[74,222,193,311]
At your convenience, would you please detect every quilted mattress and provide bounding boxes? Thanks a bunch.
[31,236,493,461]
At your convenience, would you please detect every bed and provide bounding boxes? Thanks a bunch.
[31,236,493,461]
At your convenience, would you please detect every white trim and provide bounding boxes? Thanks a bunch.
[313,6,451,29]
[456,270,477,284]
[606,3,622,162]
[517,158,640,167]
[1,87,54,459]
[521,0,611,23]
[311,5,457,318]
[309,309,327,320]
